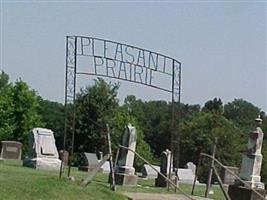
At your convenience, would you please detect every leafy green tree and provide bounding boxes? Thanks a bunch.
[0,72,14,140]
[0,73,43,154]
[0,71,10,91]
[37,98,64,149]
[10,80,43,144]
[74,78,120,154]
[73,78,155,169]
[224,99,261,132]
[202,98,223,114]
[180,112,244,168]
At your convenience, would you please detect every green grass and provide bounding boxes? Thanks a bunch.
[0,161,126,200]
[0,161,224,200]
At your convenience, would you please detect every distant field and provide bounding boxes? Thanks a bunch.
[0,161,224,200]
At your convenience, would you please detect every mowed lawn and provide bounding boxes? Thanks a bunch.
[0,161,224,200]
[0,161,126,200]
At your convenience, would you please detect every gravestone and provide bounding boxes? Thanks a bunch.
[220,166,239,185]
[185,162,196,175]
[142,164,160,179]
[177,168,196,184]
[78,153,100,172]
[155,149,172,187]
[23,128,61,171]
[114,124,137,186]
[101,161,111,173]
[0,141,22,160]
[228,116,266,199]
[59,150,69,165]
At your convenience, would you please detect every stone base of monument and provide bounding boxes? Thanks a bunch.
[114,173,138,186]
[228,184,266,200]
[155,173,178,188]
[23,157,61,171]
[155,173,167,187]
[78,166,103,173]
[110,166,137,186]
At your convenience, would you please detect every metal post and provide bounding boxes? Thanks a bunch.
[106,124,116,191]
[191,154,202,195]
[205,137,218,197]
[59,36,70,179]
[67,37,77,178]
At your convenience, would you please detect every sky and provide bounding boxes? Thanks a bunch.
[1,1,266,112]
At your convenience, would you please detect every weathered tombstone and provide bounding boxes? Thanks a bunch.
[23,128,61,171]
[114,124,137,186]
[78,153,100,172]
[155,149,172,187]
[177,168,196,184]
[228,116,266,199]
[142,164,160,179]
[101,161,111,173]
[0,141,22,160]
[185,162,196,175]
[59,150,69,165]
[220,166,239,185]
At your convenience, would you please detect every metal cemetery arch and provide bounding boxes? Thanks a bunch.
[60,36,182,178]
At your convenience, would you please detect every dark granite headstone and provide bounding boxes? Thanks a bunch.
[155,149,171,187]
[228,184,266,200]
[0,141,22,160]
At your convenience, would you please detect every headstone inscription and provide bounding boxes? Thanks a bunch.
[23,128,61,171]
[228,116,266,200]
[114,124,137,186]
[78,153,100,172]
[0,141,22,160]
[155,149,172,187]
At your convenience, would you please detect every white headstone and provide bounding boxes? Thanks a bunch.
[177,168,197,184]
[142,164,160,179]
[101,161,111,173]
[23,128,61,171]
[239,116,265,189]
[114,124,138,186]
[78,152,99,171]
[116,124,137,175]
[185,162,196,175]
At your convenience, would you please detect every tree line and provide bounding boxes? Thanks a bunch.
[0,71,266,184]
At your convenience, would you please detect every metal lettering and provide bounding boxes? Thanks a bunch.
[94,56,104,74]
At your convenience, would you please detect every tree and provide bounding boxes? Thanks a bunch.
[180,112,244,169]
[0,74,43,154]
[0,72,14,140]
[73,78,155,169]
[202,98,223,114]
[74,78,120,154]
[10,80,43,144]
[0,71,10,91]
[37,98,64,149]
[224,99,261,132]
